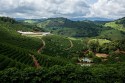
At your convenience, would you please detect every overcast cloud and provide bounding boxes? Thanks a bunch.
[0,0,124,19]
[88,0,125,19]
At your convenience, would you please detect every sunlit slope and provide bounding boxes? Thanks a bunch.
[105,17,125,32]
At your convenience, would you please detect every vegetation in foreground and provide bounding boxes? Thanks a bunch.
[1,63,125,83]
[1,16,125,82]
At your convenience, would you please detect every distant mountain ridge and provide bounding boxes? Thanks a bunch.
[69,17,115,21]
[15,17,115,22]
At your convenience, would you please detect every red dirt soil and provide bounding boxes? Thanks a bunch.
[29,54,41,68]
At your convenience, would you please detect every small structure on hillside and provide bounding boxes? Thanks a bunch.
[78,57,93,66]
[78,57,92,63]
[17,31,50,36]
[82,57,92,63]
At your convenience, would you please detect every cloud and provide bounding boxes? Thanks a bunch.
[0,0,90,18]
[88,0,125,19]
[0,0,125,19]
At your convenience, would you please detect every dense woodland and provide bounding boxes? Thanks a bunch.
[0,17,125,82]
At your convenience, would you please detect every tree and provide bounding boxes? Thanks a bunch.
[86,51,95,58]
[93,57,102,63]
[88,39,100,53]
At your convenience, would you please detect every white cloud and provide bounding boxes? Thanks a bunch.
[0,0,125,19]
[88,0,125,19]
[0,0,90,18]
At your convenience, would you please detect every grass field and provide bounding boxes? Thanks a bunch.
[24,20,37,24]
[105,22,125,32]
[89,39,111,45]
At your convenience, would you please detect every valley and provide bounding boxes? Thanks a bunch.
[0,16,125,82]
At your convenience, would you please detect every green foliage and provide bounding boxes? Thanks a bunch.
[0,17,16,23]
[112,40,125,50]
[115,17,125,27]
[86,51,95,58]
[0,27,41,51]
[88,39,99,52]
[33,52,71,67]
[37,17,111,37]
[105,18,125,32]
[104,52,125,64]
[0,19,71,69]
[105,22,125,32]
[42,35,87,58]
[99,29,125,40]
[89,39,111,46]
[0,16,125,82]
[93,57,102,63]
[0,42,33,70]
[1,63,125,83]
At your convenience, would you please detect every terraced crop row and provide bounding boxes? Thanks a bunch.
[33,53,71,67]
[0,42,71,69]
[42,35,87,58]
[0,42,34,70]
[70,40,87,53]
[42,35,71,57]
[0,27,41,51]
[0,54,27,70]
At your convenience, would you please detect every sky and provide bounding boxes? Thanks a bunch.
[0,0,125,19]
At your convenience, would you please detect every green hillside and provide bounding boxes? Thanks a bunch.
[0,17,72,70]
[36,17,125,40]
[41,35,87,58]
[88,39,111,46]
[105,17,125,32]
[19,19,45,24]
[1,16,125,82]
[24,19,38,24]
[102,17,125,40]
[98,29,125,40]
[37,17,109,37]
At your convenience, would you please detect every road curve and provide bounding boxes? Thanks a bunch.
[37,39,45,54]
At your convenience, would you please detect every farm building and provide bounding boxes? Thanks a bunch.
[78,57,92,63]
[17,31,50,36]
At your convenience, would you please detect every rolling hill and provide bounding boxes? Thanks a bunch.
[18,19,45,24]
[0,17,73,70]
[100,17,125,40]
[36,17,125,40]
[18,17,125,40]
[105,17,125,32]
[37,17,113,37]
[1,16,125,82]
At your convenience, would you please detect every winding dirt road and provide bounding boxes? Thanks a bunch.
[65,39,73,50]
[29,54,41,68]
[37,39,46,54]
[29,39,46,68]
